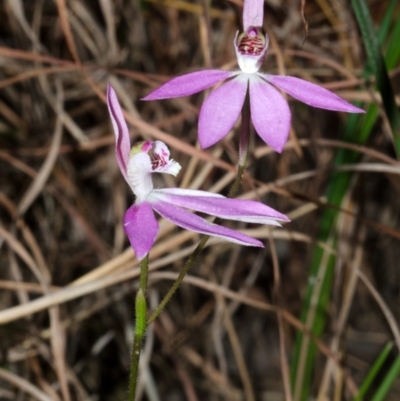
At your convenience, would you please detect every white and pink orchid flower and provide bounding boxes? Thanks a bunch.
[143,0,364,153]
[107,84,289,260]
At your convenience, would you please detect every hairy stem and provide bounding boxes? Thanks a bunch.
[139,254,149,295]
[128,254,149,401]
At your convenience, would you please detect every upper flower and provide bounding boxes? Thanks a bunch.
[142,0,364,153]
[107,84,289,260]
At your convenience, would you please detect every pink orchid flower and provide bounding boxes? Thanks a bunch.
[107,84,289,260]
[143,0,364,153]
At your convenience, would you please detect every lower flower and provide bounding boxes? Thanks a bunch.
[107,84,290,260]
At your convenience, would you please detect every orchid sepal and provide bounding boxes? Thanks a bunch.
[151,188,290,225]
[198,75,248,149]
[243,0,265,30]
[151,200,264,247]
[263,74,365,113]
[142,70,237,100]
[107,84,131,182]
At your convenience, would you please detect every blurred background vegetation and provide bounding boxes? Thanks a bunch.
[0,0,399,400]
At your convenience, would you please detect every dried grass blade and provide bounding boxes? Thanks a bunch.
[18,83,63,215]
[358,270,400,350]
[6,0,44,51]
[99,0,118,58]
[0,368,53,401]
[49,307,71,401]
[0,227,44,285]
[54,0,80,63]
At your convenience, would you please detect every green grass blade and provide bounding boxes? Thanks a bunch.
[353,342,394,401]
[376,0,398,45]
[371,354,400,401]
[385,15,400,70]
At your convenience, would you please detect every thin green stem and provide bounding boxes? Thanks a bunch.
[128,255,149,401]
[147,235,210,325]
[147,103,251,326]
[139,254,149,295]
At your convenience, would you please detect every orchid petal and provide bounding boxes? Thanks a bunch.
[142,70,236,100]
[199,76,248,149]
[152,188,224,198]
[249,76,291,153]
[151,189,289,225]
[243,0,264,30]
[124,202,159,261]
[264,75,365,113]
[107,84,131,181]
[152,200,263,247]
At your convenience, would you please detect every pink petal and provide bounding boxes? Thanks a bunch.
[264,75,365,113]
[124,202,159,261]
[249,76,291,153]
[199,76,248,149]
[142,70,235,100]
[153,188,224,198]
[107,84,131,181]
[152,200,263,247]
[243,0,265,30]
[152,189,289,225]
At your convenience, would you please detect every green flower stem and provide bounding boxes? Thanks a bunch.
[139,254,149,295]
[147,103,251,326]
[147,234,210,325]
[228,162,246,197]
[128,254,149,401]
